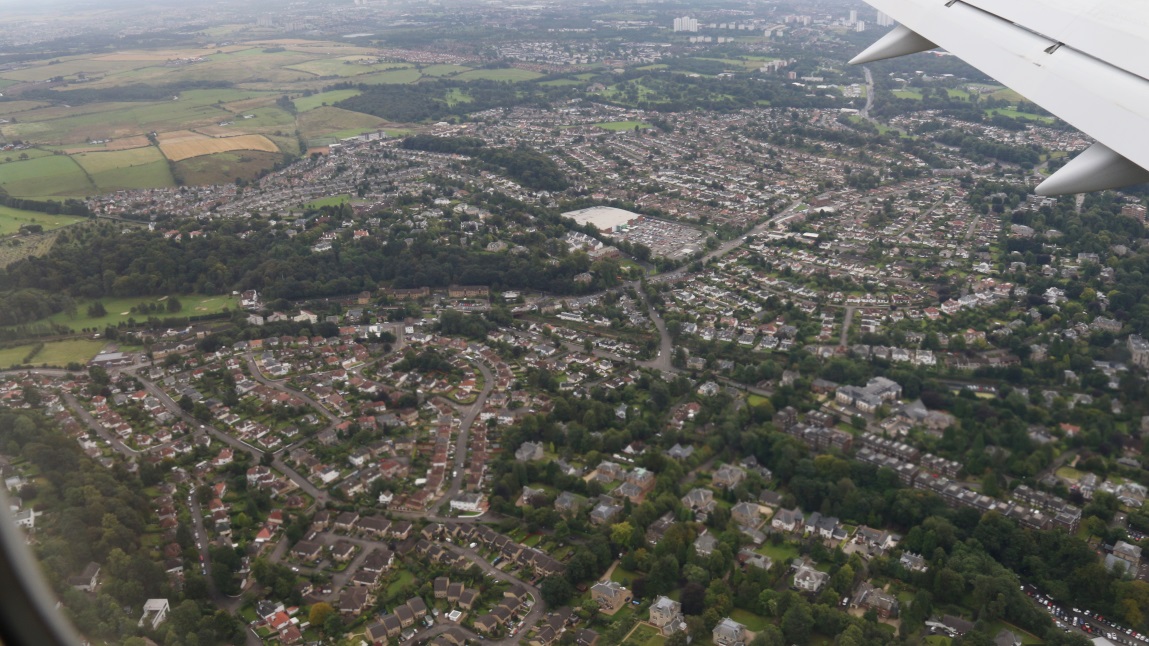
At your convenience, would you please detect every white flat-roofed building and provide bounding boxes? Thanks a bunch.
[561,206,642,233]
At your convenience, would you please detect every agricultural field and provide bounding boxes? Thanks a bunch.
[297,107,390,146]
[293,89,362,112]
[157,130,279,162]
[0,339,108,368]
[0,155,95,197]
[419,64,472,77]
[172,150,282,186]
[0,205,86,236]
[455,68,542,82]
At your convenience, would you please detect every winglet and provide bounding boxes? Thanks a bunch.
[1035,143,1149,195]
[849,24,938,65]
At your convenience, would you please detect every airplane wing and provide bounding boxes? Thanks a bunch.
[851,0,1149,195]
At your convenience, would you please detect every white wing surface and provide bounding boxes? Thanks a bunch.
[851,0,1149,195]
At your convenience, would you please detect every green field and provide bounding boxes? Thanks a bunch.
[986,107,1055,124]
[293,89,363,112]
[0,205,86,236]
[305,194,351,209]
[729,609,771,631]
[8,294,239,333]
[456,68,542,82]
[352,68,423,85]
[621,624,665,646]
[420,64,471,77]
[70,145,174,193]
[90,160,176,192]
[755,541,799,563]
[892,89,923,100]
[298,107,388,146]
[174,150,281,186]
[0,155,95,197]
[594,120,651,131]
[0,339,108,368]
[609,566,640,585]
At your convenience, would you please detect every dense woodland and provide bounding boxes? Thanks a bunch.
[400,134,568,191]
[0,410,244,645]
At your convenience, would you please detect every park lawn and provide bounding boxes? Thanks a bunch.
[0,205,87,235]
[456,68,542,82]
[0,155,96,197]
[594,120,651,131]
[305,194,351,209]
[293,89,362,112]
[11,294,239,333]
[730,609,771,631]
[755,541,799,563]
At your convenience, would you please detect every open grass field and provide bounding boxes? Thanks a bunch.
[293,89,362,112]
[72,145,164,174]
[350,68,423,84]
[892,88,923,100]
[90,160,175,192]
[986,107,1056,124]
[0,148,56,165]
[0,339,107,368]
[158,130,279,161]
[594,120,650,131]
[420,64,472,77]
[0,155,95,197]
[0,101,52,118]
[0,205,86,235]
[298,106,389,145]
[62,136,153,154]
[456,68,542,82]
[10,293,239,334]
[305,194,351,209]
[173,150,281,185]
[285,58,408,78]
